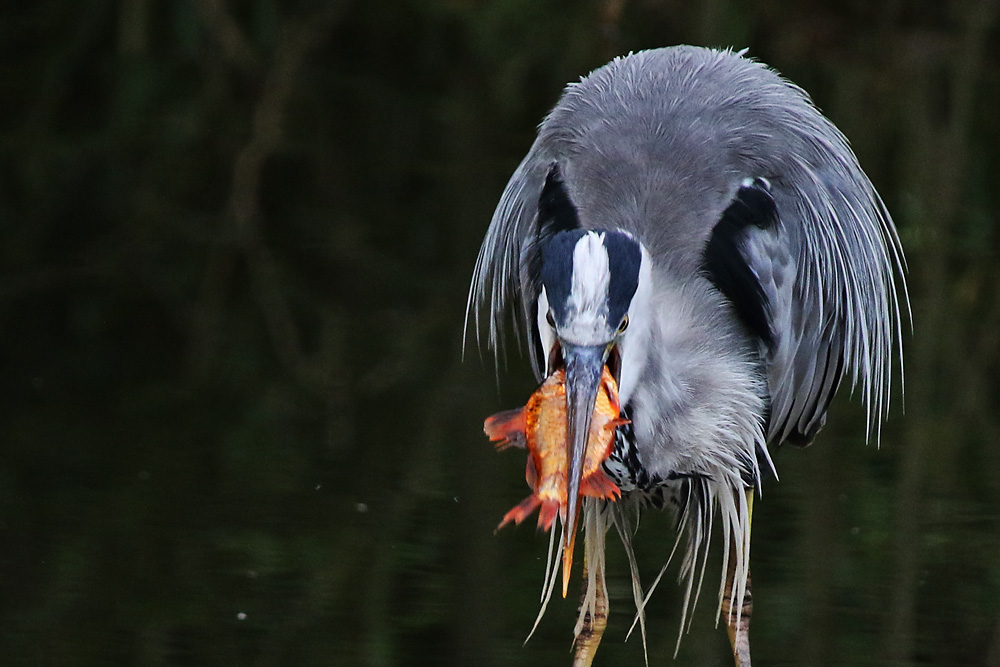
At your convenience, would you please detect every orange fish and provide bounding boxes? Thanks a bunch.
[484,366,626,595]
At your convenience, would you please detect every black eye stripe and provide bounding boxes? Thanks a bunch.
[604,232,642,326]
[539,230,585,323]
[539,229,641,328]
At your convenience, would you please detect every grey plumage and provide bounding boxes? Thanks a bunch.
[467,46,906,656]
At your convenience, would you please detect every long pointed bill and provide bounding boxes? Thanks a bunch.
[560,342,608,597]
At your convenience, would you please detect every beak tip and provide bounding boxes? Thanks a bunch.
[561,546,572,598]
[561,508,580,598]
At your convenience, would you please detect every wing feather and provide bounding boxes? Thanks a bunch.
[465,156,548,377]
[747,147,906,447]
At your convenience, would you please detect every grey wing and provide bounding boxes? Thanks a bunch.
[747,221,844,446]
[747,156,907,448]
[465,154,549,379]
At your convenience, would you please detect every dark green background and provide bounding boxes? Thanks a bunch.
[2,1,998,665]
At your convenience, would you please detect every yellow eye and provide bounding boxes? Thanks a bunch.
[618,315,629,333]
[546,309,556,327]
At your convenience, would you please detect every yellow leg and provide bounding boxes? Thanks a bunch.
[721,488,754,667]
[572,553,608,667]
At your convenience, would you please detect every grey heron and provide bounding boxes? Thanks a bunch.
[467,46,906,665]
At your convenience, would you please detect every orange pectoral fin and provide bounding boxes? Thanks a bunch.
[496,494,541,531]
[581,470,621,500]
[483,408,527,451]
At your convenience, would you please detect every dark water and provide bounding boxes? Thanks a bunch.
[2,1,999,665]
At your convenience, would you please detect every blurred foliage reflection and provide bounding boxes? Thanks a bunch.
[1,1,998,665]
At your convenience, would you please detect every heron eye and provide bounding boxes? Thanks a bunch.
[546,309,556,327]
[617,315,629,333]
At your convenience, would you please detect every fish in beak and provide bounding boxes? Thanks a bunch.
[484,341,624,598]
[560,342,611,596]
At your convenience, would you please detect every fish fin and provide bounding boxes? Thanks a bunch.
[484,408,527,450]
[603,373,622,414]
[582,470,621,500]
[525,457,538,488]
[537,499,561,531]
[497,494,541,531]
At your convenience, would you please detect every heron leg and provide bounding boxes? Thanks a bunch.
[571,552,608,667]
[721,487,754,667]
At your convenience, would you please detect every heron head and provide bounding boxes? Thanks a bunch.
[536,229,646,382]
[533,165,652,560]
